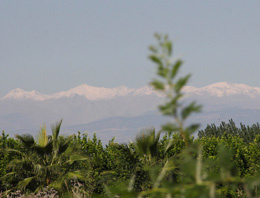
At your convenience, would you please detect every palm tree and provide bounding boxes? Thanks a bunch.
[134,128,161,165]
[2,120,88,194]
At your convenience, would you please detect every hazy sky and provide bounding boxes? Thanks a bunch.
[1,1,260,97]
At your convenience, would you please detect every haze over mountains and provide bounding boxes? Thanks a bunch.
[1,82,260,142]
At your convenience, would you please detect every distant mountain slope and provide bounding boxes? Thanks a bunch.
[62,108,260,143]
[64,113,169,143]
[0,94,162,133]
[2,82,260,142]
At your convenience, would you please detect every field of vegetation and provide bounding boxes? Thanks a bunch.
[2,35,260,197]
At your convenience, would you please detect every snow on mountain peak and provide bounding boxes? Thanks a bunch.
[2,88,50,101]
[1,84,160,101]
[56,84,160,100]
[52,84,134,100]
[2,82,260,101]
[185,82,260,97]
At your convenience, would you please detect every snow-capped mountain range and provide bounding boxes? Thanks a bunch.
[2,82,260,101]
[2,82,260,143]
[1,84,158,101]
[183,82,260,98]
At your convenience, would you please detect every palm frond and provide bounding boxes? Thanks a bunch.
[49,170,86,192]
[37,124,48,147]
[59,135,73,154]
[51,120,63,160]
[52,120,62,143]
[1,171,16,180]
[34,140,53,156]
[67,154,89,165]
[150,130,161,157]
[16,134,35,148]
[7,158,29,169]
[67,170,86,181]
[135,128,158,156]
[4,148,24,156]
[18,176,35,190]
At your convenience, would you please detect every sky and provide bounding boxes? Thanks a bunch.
[1,1,260,98]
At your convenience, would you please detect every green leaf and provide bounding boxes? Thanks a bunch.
[157,67,168,78]
[67,170,85,181]
[149,55,163,70]
[154,33,161,40]
[1,171,15,180]
[181,102,202,120]
[49,180,63,191]
[149,45,158,53]
[38,124,48,147]
[52,119,62,143]
[161,123,179,133]
[185,124,200,135]
[174,74,191,93]
[67,154,88,165]
[4,148,23,156]
[159,94,183,116]
[16,134,35,148]
[18,176,34,190]
[159,103,176,116]
[171,60,182,79]
[164,41,172,55]
[150,80,165,90]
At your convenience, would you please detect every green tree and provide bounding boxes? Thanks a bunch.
[2,120,88,195]
[198,119,260,143]
[0,131,21,191]
[134,128,161,166]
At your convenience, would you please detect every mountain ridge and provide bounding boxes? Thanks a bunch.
[185,82,260,97]
[1,84,160,101]
[3,82,260,101]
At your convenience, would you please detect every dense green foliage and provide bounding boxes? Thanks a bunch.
[0,131,21,191]
[3,124,260,197]
[1,35,260,197]
[2,124,260,197]
[0,121,89,196]
[198,119,260,143]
